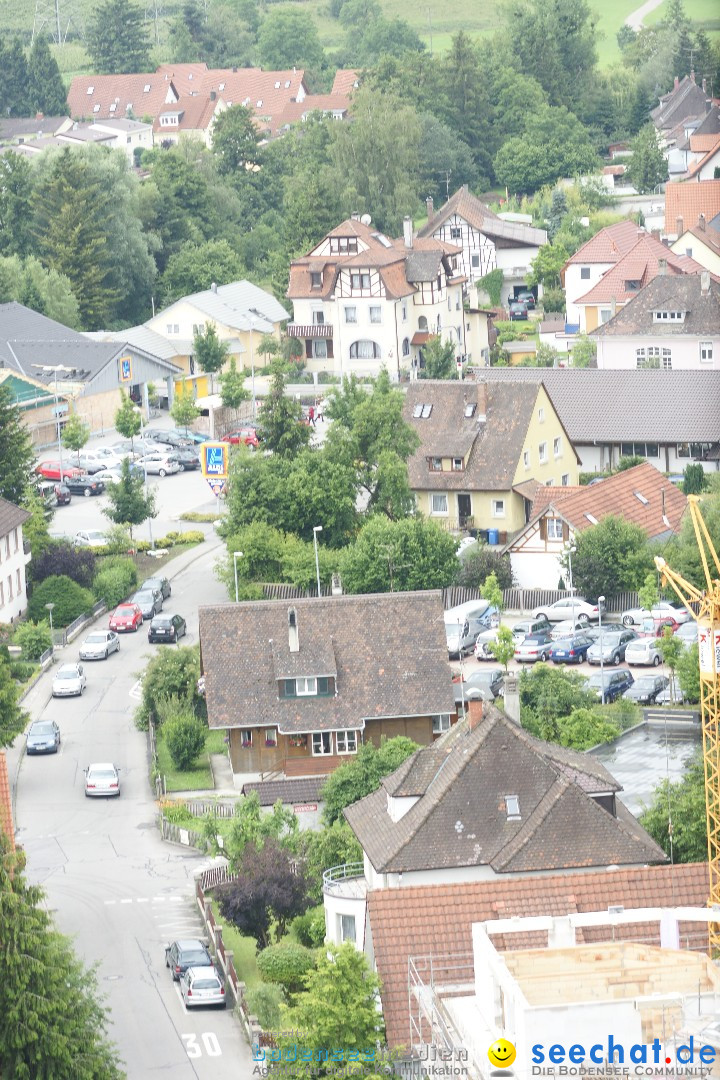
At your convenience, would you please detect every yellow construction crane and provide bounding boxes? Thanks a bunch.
[655,494,720,951]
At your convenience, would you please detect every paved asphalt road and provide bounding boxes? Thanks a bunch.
[10,522,253,1074]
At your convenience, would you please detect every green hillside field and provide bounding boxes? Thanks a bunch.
[2,0,718,77]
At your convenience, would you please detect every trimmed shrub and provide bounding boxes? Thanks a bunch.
[93,556,138,609]
[134,646,201,730]
[10,661,37,682]
[245,984,284,1030]
[31,542,96,588]
[291,905,327,948]
[256,942,317,995]
[13,620,52,660]
[27,575,94,627]
[161,706,207,771]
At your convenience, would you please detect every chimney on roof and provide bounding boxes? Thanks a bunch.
[651,228,661,241]
[701,270,710,296]
[331,573,343,596]
[288,607,299,653]
[467,697,483,731]
[232,66,238,73]
[351,211,360,221]
[210,90,216,101]
[702,78,707,94]
[658,258,667,276]
[611,296,617,316]
[211,281,217,293]
[690,69,695,83]
[426,196,434,223]
[476,380,487,420]
[676,215,684,236]
[35,111,44,121]
[674,76,679,89]
[403,215,413,249]
[698,213,706,232]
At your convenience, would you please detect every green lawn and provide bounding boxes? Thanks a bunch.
[645,0,720,30]
[156,726,228,793]
[210,911,261,989]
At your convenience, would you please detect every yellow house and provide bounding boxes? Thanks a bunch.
[144,280,290,399]
[403,379,580,537]
[670,220,720,277]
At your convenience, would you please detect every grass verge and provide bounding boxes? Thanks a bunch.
[208,908,261,990]
[156,726,229,792]
[134,542,199,580]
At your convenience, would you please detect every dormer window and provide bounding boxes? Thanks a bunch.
[430,457,443,471]
[653,310,685,322]
[625,279,641,292]
[452,458,463,471]
[310,271,322,288]
[280,676,334,698]
[329,237,358,255]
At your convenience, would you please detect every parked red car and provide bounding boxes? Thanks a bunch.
[108,603,143,633]
[221,428,260,448]
[35,460,82,481]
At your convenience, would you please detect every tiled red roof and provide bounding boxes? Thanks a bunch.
[154,62,209,95]
[331,69,359,95]
[68,72,179,120]
[689,133,720,153]
[684,137,720,178]
[529,463,687,540]
[665,180,720,233]
[564,220,642,267]
[369,862,710,1049]
[153,95,220,134]
[576,233,706,305]
[0,751,15,852]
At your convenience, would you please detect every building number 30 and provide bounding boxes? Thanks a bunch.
[182,1033,222,1058]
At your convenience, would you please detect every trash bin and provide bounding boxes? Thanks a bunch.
[488,528,499,546]
[477,529,489,544]
[498,530,508,545]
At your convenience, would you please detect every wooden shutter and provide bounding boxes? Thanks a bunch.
[562,522,570,542]
[539,517,547,541]
[327,339,334,359]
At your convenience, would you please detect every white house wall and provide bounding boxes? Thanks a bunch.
[596,334,719,370]
[429,216,496,283]
[0,524,31,623]
[564,262,613,326]
[511,549,566,591]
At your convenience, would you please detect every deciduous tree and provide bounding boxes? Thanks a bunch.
[420,336,457,379]
[61,411,90,464]
[626,124,667,194]
[342,516,459,594]
[216,838,311,949]
[211,105,261,175]
[321,737,419,825]
[136,645,202,729]
[159,240,244,305]
[566,515,654,600]
[170,387,200,428]
[0,656,27,748]
[222,792,299,867]
[257,8,324,70]
[219,357,249,413]
[103,457,157,539]
[489,624,516,672]
[257,362,310,458]
[114,390,141,447]
[640,752,706,862]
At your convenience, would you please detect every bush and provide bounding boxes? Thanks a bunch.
[245,984,285,1030]
[13,620,52,660]
[160,801,195,825]
[10,660,37,682]
[542,286,565,313]
[256,942,316,995]
[162,708,207,771]
[180,512,222,523]
[93,556,138,608]
[31,542,96,588]
[134,645,202,730]
[292,905,327,948]
[27,575,95,627]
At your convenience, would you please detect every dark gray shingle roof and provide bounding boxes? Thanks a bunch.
[479,368,720,442]
[0,497,30,537]
[240,777,326,805]
[592,274,720,337]
[199,591,455,735]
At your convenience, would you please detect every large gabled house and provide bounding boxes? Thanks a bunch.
[561,220,642,328]
[403,379,579,537]
[417,186,547,307]
[502,462,687,589]
[198,591,456,785]
[592,271,720,370]
[286,216,468,379]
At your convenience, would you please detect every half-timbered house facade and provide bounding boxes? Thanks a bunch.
[286,215,468,378]
[417,187,548,307]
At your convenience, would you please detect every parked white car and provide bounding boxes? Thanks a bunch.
[532,597,604,624]
[52,662,87,697]
[621,600,691,627]
[624,637,662,666]
[140,453,180,477]
[75,529,109,548]
[79,630,120,661]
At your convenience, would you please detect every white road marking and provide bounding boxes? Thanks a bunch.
[120,898,133,904]
[175,984,188,1014]
[104,900,116,905]
[152,897,166,902]
[129,680,143,700]
[136,897,149,903]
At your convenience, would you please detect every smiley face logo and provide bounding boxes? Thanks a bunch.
[488,1039,516,1069]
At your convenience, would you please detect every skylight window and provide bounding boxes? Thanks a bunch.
[275,81,281,89]
[464,403,476,418]
[143,84,151,92]
[93,104,101,113]
[585,513,598,525]
[505,795,521,821]
[634,491,649,505]
[109,103,116,112]
[219,82,225,90]
[256,99,263,107]
[413,404,423,418]
[285,80,291,88]
[86,86,94,95]
[421,403,433,418]
[372,232,393,248]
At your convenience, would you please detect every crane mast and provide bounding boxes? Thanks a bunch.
[655,495,720,951]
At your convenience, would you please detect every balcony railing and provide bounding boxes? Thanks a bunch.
[286,323,333,339]
[322,862,366,898]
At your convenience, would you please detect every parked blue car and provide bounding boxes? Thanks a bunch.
[549,633,593,664]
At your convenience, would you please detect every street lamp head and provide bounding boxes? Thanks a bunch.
[234,551,243,558]
[313,525,323,535]
[45,602,55,611]
[598,595,606,603]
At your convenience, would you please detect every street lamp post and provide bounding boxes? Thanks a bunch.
[33,364,74,476]
[598,595,606,704]
[233,551,243,603]
[134,406,154,551]
[313,526,323,597]
[249,315,256,424]
[45,603,55,650]
[564,540,577,627]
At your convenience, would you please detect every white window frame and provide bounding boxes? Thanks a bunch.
[492,499,505,518]
[312,339,327,359]
[344,306,357,324]
[336,730,358,754]
[546,518,563,540]
[296,677,317,696]
[432,714,451,734]
[430,493,448,516]
[338,913,356,943]
[699,341,713,363]
[538,407,545,422]
[553,436,562,457]
[538,441,548,463]
[311,309,325,325]
[264,727,278,747]
[452,457,463,471]
[350,271,370,289]
[369,306,382,324]
[312,731,332,756]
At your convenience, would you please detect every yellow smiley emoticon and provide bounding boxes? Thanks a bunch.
[488,1039,517,1069]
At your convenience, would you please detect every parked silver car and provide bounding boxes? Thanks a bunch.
[514,632,554,663]
[52,662,86,697]
[587,629,637,666]
[532,597,604,624]
[624,636,663,666]
[26,720,61,754]
[180,967,226,1009]
[621,600,691,627]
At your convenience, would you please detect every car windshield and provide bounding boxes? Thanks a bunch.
[153,617,171,626]
[85,633,106,643]
[116,606,135,615]
[30,722,54,735]
[56,666,78,678]
[134,591,153,600]
[184,951,210,963]
[84,531,105,539]
[587,674,612,687]
[596,633,622,646]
